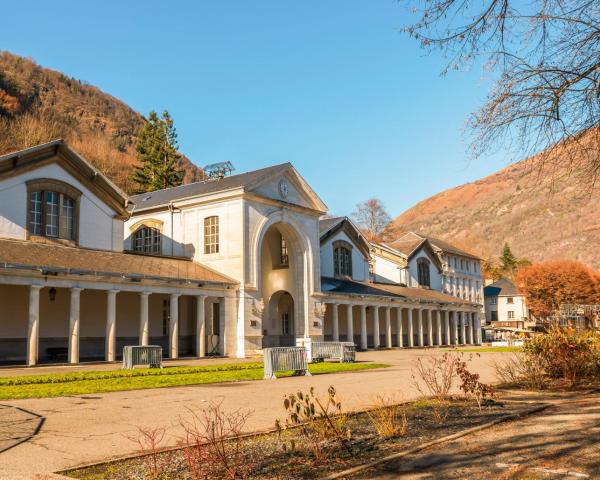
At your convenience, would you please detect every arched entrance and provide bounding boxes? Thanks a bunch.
[256,219,310,348]
[262,290,295,347]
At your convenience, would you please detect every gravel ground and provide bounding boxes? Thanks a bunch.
[356,390,600,480]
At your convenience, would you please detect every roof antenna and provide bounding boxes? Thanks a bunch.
[203,161,235,180]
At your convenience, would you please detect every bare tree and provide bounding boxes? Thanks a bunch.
[352,198,392,242]
[401,0,600,186]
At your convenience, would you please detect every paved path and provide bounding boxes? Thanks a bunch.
[360,390,600,479]
[0,348,508,479]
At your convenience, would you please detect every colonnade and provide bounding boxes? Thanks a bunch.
[25,284,226,366]
[326,302,481,349]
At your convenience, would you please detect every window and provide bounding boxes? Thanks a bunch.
[212,302,220,334]
[333,244,352,277]
[460,259,464,270]
[507,297,514,304]
[280,234,289,266]
[491,310,498,321]
[491,297,497,305]
[204,216,219,254]
[508,310,515,319]
[27,179,80,242]
[417,258,431,287]
[134,226,161,253]
[282,313,291,335]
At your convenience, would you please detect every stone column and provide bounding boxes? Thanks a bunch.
[385,306,392,348]
[396,307,403,347]
[444,310,450,346]
[417,308,424,347]
[436,310,443,346]
[427,309,434,346]
[196,295,206,357]
[139,292,150,346]
[475,312,482,345]
[373,306,380,348]
[27,285,42,366]
[105,290,118,362]
[469,312,475,344]
[452,311,459,345]
[407,307,414,347]
[332,303,339,342]
[460,311,467,345]
[360,305,367,350]
[169,293,180,359]
[68,287,83,364]
[346,304,354,344]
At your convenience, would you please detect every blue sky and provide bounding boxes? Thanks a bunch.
[1,1,509,217]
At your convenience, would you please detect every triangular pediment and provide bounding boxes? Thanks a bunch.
[247,164,327,213]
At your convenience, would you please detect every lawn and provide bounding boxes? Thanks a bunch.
[452,346,522,353]
[0,361,388,400]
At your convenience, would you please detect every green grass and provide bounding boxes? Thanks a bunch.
[0,362,388,400]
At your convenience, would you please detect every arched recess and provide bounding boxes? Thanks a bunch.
[251,210,314,340]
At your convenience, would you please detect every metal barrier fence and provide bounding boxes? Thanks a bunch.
[122,345,163,369]
[263,346,311,380]
[312,341,356,363]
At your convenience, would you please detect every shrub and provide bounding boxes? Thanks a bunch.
[456,357,494,409]
[411,351,463,401]
[494,353,546,389]
[179,400,253,480]
[276,386,352,462]
[365,395,408,438]
[126,426,166,478]
[523,326,600,387]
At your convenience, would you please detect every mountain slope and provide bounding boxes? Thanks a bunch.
[0,51,202,192]
[391,133,600,268]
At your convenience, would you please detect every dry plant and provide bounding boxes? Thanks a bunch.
[276,386,352,462]
[411,351,463,401]
[494,353,545,389]
[456,358,494,410]
[365,394,408,438]
[126,425,166,478]
[179,399,253,480]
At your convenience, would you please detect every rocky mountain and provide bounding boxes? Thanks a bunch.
[390,132,600,268]
[0,51,203,192]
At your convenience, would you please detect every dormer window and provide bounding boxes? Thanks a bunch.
[417,257,431,287]
[133,226,161,254]
[27,179,80,243]
[333,241,352,277]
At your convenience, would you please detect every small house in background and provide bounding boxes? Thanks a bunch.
[483,278,533,340]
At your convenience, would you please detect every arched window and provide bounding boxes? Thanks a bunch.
[134,226,161,253]
[417,257,431,287]
[27,179,80,242]
[333,241,352,277]
[204,216,219,254]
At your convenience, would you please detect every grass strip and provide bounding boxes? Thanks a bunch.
[0,362,388,400]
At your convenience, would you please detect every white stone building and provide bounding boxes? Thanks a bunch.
[0,141,482,366]
[483,278,531,339]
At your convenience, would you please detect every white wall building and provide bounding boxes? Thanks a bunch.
[0,141,482,366]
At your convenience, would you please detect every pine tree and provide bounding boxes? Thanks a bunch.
[130,110,183,193]
[499,243,518,278]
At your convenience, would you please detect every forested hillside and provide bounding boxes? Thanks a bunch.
[0,51,202,192]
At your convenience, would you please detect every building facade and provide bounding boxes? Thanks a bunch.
[0,141,482,366]
[483,278,531,339]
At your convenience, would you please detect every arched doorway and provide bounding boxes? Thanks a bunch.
[262,290,295,347]
[256,219,308,348]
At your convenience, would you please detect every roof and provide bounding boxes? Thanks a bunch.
[130,162,326,212]
[388,237,425,256]
[319,216,345,235]
[0,139,130,217]
[395,232,481,260]
[484,278,520,297]
[0,238,236,286]
[321,277,474,306]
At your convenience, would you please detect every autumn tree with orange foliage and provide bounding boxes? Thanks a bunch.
[515,260,600,318]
